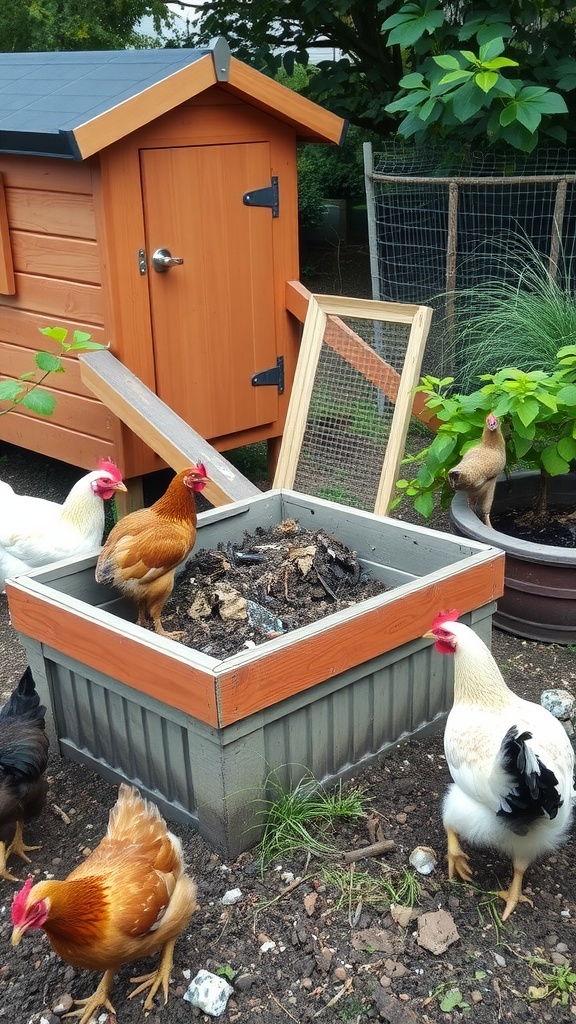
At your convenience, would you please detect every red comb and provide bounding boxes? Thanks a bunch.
[11,878,33,925]
[431,609,460,629]
[97,458,123,482]
[195,462,207,476]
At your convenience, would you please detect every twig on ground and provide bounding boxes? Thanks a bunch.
[50,803,71,825]
[313,976,354,1016]
[340,839,396,863]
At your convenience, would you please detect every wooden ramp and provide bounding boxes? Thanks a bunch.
[79,350,260,508]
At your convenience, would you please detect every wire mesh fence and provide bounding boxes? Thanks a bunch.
[364,143,576,379]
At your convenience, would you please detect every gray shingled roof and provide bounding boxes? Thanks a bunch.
[0,49,212,159]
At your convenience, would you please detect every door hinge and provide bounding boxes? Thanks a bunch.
[252,356,284,394]
[243,176,279,218]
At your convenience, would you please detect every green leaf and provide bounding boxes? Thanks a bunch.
[20,389,56,416]
[72,330,93,346]
[515,103,542,134]
[0,380,24,402]
[433,55,462,70]
[514,396,540,428]
[414,491,434,519]
[478,37,506,61]
[483,57,518,70]
[475,71,498,93]
[439,69,473,85]
[541,445,571,475]
[70,339,107,351]
[38,326,68,344]
[557,384,576,407]
[440,989,466,1012]
[398,72,427,89]
[419,96,438,121]
[35,351,63,373]
[557,435,576,462]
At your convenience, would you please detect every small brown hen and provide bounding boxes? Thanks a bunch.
[95,464,208,636]
[0,666,49,881]
[11,783,197,1024]
[448,413,506,528]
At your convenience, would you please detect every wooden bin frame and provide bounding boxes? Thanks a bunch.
[274,293,433,513]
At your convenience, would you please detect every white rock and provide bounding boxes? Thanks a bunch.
[221,887,243,905]
[184,970,234,1017]
[260,940,277,952]
[409,845,437,875]
[541,689,576,721]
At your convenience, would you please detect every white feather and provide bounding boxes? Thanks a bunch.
[439,620,575,865]
[0,470,121,591]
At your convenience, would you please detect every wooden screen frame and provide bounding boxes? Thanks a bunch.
[274,293,433,514]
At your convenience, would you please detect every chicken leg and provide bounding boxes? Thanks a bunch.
[0,841,19,882]
[129,937,177,1009]
[62,969,117,1024]
[445,826,473,882]
[6,819,41,863]
[497,860,534,921]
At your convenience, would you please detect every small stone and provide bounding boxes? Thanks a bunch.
[51,993,74,1015]
[184,969,234,1017]
[300,978,314,990]
[541,689,576,720]
[493,952,506,967]
[235,974,258,993]
[333,967,348,982]
[260,940,277,953]
[470,990,483,1003]
[395,813,407,824]
[551,952,570,966]
[221,888,243,905]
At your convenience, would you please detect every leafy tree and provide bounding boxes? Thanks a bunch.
[180,0,576,151]
[0,1,173,52]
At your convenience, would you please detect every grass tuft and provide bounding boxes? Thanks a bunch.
[255,770,368,870]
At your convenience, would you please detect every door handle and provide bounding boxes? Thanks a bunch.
[152,247,184,272]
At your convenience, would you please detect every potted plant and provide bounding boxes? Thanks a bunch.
[394,345,576,643]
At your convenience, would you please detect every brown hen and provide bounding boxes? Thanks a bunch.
[448,413,506,528]
[11,783,197,1024]
[95,464,208,636]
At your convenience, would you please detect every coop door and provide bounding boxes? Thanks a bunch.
[140,143,278,440]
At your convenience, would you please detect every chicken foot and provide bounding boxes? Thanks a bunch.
[0,840,19,882]
[445,827,474,882]
[129,937,176,1010]
[498,861,533,922]
[6,819,41,863]
[62,969,117,1024]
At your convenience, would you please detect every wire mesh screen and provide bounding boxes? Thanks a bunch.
[274,295,431,513]
[294,316,410,509]
[364,143,576,377]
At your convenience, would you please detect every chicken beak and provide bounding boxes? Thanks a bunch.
[115,482,128,492]
[11,925,25,946]
[422,630,436,640]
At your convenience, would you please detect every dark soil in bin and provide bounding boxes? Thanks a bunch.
[162,518,389,657]
[491,506,576,548]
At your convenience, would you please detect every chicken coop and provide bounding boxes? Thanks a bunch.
[0,42,345,482]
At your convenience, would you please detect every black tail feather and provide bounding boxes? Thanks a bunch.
[497,726,562,834]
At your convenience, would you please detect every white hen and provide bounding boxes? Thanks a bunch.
[0,460,127,592]
[425,611,575,920]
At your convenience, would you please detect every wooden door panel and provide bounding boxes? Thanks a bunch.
[140,143,278,440]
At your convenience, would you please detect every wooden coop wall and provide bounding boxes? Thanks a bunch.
[0,87,302,479]
[0,156,117,467]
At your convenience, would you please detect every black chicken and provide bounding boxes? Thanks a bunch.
[0,667,49,881]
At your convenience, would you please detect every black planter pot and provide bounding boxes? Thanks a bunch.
[450,471,576,644]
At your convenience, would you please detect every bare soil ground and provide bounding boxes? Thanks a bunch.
[1,244,576,1023]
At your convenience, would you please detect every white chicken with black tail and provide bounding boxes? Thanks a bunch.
[424,610,575,921]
